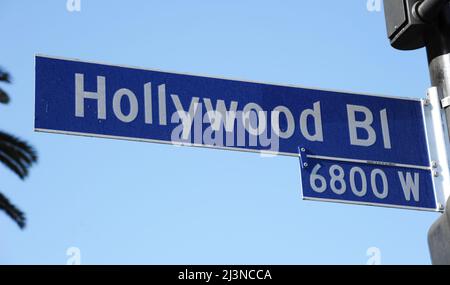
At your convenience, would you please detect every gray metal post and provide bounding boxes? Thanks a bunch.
[425,3,450,265]
[428,197,450,264]
[383,0,450,264]
[425,4,450,134]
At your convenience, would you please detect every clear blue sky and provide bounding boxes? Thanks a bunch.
[0,0,439,264]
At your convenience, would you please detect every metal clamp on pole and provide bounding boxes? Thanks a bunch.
[441,96,450,108]
[423,87,450,210]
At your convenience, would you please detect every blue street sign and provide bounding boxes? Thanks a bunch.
[35,55,437,211]
[298,149,436,211]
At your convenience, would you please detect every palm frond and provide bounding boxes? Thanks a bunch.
[0,88,9,104]
[0,192,25,229]
[0,68,10,83]
[0,131,37,179]
[0,153,26,179]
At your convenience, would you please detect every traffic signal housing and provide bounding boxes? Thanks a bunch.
[383,0,449,50]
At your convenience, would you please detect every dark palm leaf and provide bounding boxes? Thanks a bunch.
[0,68,33,229]
[0,87,9,104]
[0,68,11,104]
[0,192,25,229]
[0,68,10,83]
[0,131,37,179]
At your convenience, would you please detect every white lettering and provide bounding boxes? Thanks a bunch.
[171,95,200,140]
[398,172,420,201]
[271,106,295,139]
[112,88,138,123]
[347,104,376,147]
[75,73,106,119]
[300,101,323,142]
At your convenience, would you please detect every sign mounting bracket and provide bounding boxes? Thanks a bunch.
[423,87,450,211]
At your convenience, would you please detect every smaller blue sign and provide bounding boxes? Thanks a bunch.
[299,148,437,211]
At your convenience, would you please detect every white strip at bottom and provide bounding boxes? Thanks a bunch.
[306,154,430,171]
[303,197,439,212]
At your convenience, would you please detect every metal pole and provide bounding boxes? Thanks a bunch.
[425,3,450,265]
[382,0,450,265]
[425,4,450,138]
[428,198,450,264]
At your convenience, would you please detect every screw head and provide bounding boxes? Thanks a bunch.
[433,171,440,177]
[300,148,306,152]
[303,162,308,167]
[432,161,439,168]
[423,98,430,106]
